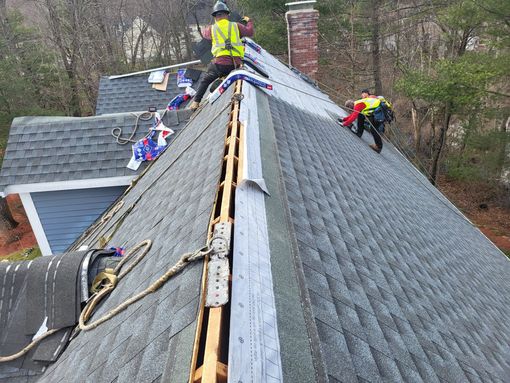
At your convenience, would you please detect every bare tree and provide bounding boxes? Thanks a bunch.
[370,0,383,95]
[0,198,18,230]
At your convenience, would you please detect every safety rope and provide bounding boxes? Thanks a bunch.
[79,237,217,331]
[0,329,60,363]
[111,111,154,145]
[248,54,474,224]
[258,51,436,181]
[0,238,216,362]
[71,200,125,251]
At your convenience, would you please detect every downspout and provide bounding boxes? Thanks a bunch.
[285,12,292,67]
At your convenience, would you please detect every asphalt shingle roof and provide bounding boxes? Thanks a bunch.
[27,87,234,383]
[262,89,510,382]
[96,73,185,115]
[0,110,191,192]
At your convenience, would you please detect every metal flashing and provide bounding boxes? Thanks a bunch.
[238,83,269,194]
[228,83,283,383]
[108,60,202,80]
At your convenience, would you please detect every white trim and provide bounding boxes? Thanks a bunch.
[285,12,292,67]
[3,176,135,195]
[19,193,52,256]
[286,0,316,5]
[108,60,202,80]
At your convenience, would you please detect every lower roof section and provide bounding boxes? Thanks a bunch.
[0,110,192,195]
[261,94,510,382]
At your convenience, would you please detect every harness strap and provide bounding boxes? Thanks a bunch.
[213,22,242,55]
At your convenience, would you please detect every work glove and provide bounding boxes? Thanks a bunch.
[242,16,250,23]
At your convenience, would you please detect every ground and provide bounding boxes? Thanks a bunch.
[0,194,38,258]
[438,176,510,257]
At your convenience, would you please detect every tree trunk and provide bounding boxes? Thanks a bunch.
[430,103,451,185]
[45,0,82,116]
[0,197,18,230]
[500,116,510,185]
[370,0,382,95]
[91,0,115,70]
[411,103,421,154]
[350,2,356,94]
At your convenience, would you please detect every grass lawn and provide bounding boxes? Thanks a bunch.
[2,246,42,262]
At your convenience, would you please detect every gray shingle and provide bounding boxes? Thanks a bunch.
[26,87,234,383]
[265,95,510,382]
[95,74,185,115]
[0,110,192,191]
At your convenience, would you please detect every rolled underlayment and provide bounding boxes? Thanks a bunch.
[0,250,120,376]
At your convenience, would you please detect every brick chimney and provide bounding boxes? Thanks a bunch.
[285,1,319,79]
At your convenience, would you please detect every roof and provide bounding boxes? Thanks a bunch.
[243,45,510,382]
[10,87,233,383]
[0,110,191,194]
[1,38,510,383]
[96,72,184,116]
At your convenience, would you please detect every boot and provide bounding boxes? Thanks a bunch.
[190,101,200,111]
[369,144,382,153]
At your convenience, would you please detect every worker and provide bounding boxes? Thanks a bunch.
[339,89,384,153]
[367,92,395,133]
[189,1,253,111]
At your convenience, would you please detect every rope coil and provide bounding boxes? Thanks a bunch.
[0,237,216,362]
[111,111,154,145]
[79,238,215,331]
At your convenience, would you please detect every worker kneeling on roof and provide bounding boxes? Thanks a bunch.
[190,1,253,111]
[340,89,384,154]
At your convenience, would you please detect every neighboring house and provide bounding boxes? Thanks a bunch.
[122,2,211,64]
[1,3,510,383]
[123,16,161,63]
[0,106,192,255]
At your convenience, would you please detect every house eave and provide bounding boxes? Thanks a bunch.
[2,175,136,196]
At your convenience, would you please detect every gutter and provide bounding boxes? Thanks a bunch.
[108,60,202,80]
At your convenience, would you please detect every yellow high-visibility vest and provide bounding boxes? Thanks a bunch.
[211,19,244,58]
[378,96,393,110]
[354,97,381,116]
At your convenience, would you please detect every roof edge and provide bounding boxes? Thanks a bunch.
[3,175,135,195]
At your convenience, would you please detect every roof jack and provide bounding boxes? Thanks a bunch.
[208,70,273,104]
[243,53,269,78]
[242,37,262,53]
[205,223,231,307]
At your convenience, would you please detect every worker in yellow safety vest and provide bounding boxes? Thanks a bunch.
[190,1,254,111]
[340,89,384,153]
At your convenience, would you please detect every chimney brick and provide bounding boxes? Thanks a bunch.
[286,1,319,79]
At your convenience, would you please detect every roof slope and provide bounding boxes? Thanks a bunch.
[31,88,234,383]
[0,110,191,193]
[243,45,510,382]
[96,74,182,115]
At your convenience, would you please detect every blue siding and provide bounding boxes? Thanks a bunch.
[31,186,127,254]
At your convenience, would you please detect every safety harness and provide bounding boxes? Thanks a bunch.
[211,20,244,60]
